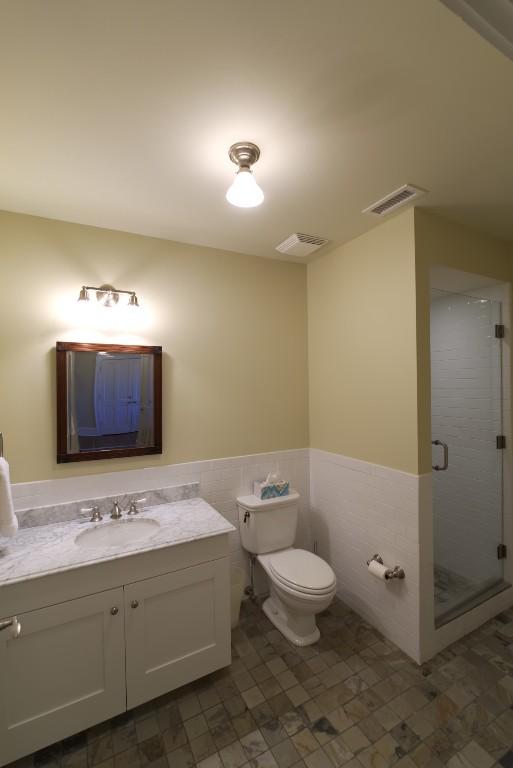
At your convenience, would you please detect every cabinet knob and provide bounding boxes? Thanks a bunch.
[131,600,139,609]
[110,607,119,616]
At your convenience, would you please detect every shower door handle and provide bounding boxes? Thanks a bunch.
[432,440,448,471]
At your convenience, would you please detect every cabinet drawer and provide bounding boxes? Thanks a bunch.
[0,588,126,766]
[125,558,231,709]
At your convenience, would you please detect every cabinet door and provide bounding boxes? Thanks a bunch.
[0,588,126,767]
[125,558,231,709]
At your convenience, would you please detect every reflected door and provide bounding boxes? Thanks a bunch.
[95,356,142,435]
[431,290,504,624]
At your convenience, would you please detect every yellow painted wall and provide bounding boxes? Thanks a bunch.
[0,211,308,482]
[414,209,513,474]
[3,207,510,485]
[307,209,419,474]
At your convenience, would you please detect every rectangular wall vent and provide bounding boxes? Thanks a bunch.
[362,184,426,217]
[275,233,329,257]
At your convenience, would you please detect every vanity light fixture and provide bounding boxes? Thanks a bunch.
[226,142,264,208]
[77,284,140,308]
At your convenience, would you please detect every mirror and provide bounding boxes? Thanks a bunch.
[56,342,162,463]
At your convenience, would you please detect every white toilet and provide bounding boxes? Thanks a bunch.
[236,491,336,646]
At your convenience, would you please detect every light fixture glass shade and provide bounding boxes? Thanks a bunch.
[128,293,139,307]
[102,290,116,308]
[226,169,264,208]
[78,287,89,302]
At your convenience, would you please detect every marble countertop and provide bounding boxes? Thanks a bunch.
[0,498,235,587]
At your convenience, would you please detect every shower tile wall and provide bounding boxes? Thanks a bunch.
[431,292,502,589]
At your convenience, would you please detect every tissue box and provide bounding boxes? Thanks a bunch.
[253,480,290,500]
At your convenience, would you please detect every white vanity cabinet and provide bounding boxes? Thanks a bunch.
[0,588,126,765]
[0,533,232,768]
[125,559,230,708]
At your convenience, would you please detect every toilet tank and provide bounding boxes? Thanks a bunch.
[236,491,299,554]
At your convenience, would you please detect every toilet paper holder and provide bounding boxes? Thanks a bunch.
[366,554,405,580]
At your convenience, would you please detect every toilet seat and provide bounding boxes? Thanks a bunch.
[269,549,336,596]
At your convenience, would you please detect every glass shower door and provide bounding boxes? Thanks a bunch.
[431,289,504,625]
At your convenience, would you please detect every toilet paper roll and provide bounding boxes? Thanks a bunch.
[368,559,389,581]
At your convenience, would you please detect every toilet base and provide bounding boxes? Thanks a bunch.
[262,596,320,646]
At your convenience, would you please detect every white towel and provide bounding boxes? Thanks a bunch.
[0,457,18,538]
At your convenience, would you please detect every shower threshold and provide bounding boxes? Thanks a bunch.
[435,572,510,628]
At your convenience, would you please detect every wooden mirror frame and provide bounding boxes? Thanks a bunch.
[56,341,162,463]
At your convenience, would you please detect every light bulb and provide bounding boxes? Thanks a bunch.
[103,291,115,308]
[226,168,264,208]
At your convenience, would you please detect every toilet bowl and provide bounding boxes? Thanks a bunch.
[236,491,336,646]
[258,548,336,645]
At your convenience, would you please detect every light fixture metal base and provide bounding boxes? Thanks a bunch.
[228,142,260,169]
[79,283,140,307]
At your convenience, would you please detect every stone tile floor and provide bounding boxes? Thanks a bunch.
[8,598,513,768]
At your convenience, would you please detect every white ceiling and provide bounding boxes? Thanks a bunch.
[1,0,513,261]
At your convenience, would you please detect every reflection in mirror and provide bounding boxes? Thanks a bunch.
[68,351,154,453]
[56,342,162,463]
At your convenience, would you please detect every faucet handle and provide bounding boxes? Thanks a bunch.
[127,498,147,515]
[111,501,123,520]
[81,506,102,522]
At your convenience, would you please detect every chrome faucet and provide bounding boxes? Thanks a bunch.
[127,498,147,515]
[111,501,123,520]
[80,505,102,522]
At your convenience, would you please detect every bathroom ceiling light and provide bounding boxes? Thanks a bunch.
[77,284,140,307]
[226,142,264,208]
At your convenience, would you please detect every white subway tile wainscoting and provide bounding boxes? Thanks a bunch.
[10,446,513,665]
[11,449,311,587]
[309,448,424,663]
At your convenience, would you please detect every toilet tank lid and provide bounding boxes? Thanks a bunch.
[236,490,300,511]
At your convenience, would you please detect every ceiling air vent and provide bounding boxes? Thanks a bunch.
[275,233,329,257]
[362,184,426,217]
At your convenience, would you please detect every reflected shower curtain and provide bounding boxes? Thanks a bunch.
[67,352,80,453]
[136,356,153,447]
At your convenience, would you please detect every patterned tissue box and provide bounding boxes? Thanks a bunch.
[253,480,290,500]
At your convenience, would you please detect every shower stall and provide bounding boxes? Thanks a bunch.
[431,271,510,626]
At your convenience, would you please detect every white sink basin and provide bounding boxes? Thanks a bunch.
[75,519,160,549]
